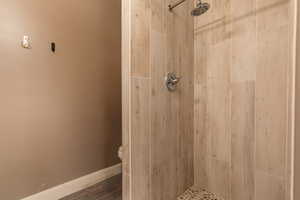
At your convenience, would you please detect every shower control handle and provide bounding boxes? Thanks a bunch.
[166,72,181,92]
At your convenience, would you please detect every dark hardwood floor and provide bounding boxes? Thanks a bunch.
[60,174,122,200]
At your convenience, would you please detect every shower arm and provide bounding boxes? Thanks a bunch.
[168,0,187,11]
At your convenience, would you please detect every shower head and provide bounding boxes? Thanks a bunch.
[168,0,210,16]
[191,1,210,16]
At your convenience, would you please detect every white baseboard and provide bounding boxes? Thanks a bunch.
[21,163,122,200]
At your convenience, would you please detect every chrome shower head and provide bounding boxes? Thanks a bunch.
[191,1,210,16]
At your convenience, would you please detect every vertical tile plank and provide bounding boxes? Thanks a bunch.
[231,0,256,82]
[255,1,290,199]
[206,40,231,163]
[255,171,286,200]
[194,32,209,190]
[131,0,151,77]
[121,0,132,199]
[231,81,255,200]
[255,26,288,177]
[194,1,232,197]
[131,78,151,200]
[170,0,195,194]
[207,158,231,199]
[150,1,175,199]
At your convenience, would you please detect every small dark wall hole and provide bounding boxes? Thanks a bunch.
[51,42,56,53]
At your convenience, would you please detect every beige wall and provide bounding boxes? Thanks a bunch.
[194,0,294,199]
[0,0,121,200]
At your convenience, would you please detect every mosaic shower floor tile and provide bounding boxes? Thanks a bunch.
[177,188,224,200]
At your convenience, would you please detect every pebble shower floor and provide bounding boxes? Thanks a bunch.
[177,188,224,200]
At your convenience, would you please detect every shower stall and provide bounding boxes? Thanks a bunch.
[122,0,297,199]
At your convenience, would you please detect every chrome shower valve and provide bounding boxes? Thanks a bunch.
[166,72,181,92]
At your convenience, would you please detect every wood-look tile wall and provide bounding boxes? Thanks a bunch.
[295,0,300,198]
[123,0,194,200]
[193,0,295,199]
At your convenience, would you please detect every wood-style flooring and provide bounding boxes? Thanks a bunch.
[60,174,122,200]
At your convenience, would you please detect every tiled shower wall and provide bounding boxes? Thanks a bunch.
[193,0,295,199]
[124,0,194,200]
